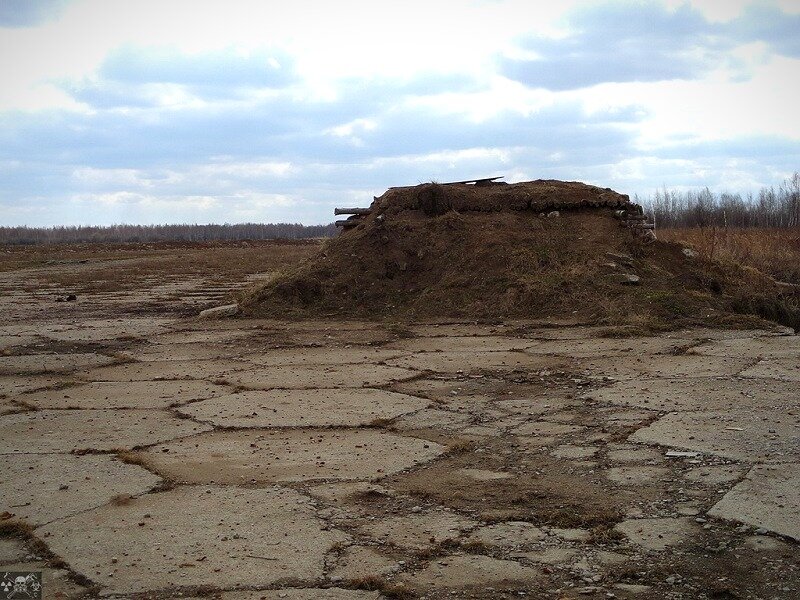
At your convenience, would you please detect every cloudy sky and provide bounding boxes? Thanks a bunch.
[1,0,799,226]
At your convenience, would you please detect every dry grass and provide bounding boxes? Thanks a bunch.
[0,240,321,293]
[660,227,800,284]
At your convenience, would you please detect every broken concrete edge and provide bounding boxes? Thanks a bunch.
[198,304,239,319]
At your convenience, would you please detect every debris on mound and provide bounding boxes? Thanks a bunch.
[241,179,799,330]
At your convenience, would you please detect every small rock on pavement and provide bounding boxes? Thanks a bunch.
[199,303,239,318]
[682,247,698,258]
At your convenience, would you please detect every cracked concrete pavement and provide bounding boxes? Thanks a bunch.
[0,258,798,599]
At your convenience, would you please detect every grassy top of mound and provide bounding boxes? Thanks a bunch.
[240,181,799,331]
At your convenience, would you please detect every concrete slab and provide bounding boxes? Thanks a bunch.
[225,364,418,389]
[387,351,567,373]
[513,421,585,436]
[708,464,800,540]
[744,535,794,552]
[0,398,26,415]
[399,554,541,589]
[603,409,655,426]
[581,355,752,380]
[407,324,512,338]
[496,394,576,416]
[631,410,800,463]
[588,377,799,412]
[139,429,445,483]
[691,335,799,358]
[36,485,349,594]
[178,388,428,428]
[466,521,546,547]
[606,446,662,463]
[0,454,160,526]
[330,545,400,579]
[41,317,170,341]
[18,380,231,409]
[523,337,687,357]
[0,353,117,375]
[386,336,536,353]
[84,359,250,382]
[550,445,598,459]
[393,408,472,431]
[614,517,696,551]
[306,481,396,508]
[607,466,670,485]
[0,334,38,348]
[683,465,745,485]
[740,358,800,381]
[359,510,475,549]
[0,410,211,454]
[125,344,245,362]
[150,329,258,345]
[0,375,66,397]
[245,347,406,366]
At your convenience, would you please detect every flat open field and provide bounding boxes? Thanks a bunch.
[0,240,798,599]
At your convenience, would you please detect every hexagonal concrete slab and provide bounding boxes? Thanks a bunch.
[244,346,406,366]
[387,351,566,373]
[0,353,117,375]
[138,429,445,483]
[84,359,250,382]
[708,463,800,540]
[631,410,800,463]
[18,380,231,409]
[359,510,475,549]
[614,517,697,551]
[691,335,799,358]
[385,336,536,353]
[465,521,546,548]
[0,374,67,397]
[0,454,160,526]
[329,545,400,581]
[587,377,799,412]
[398,554,541,590]
[580,355,752,380]
[523,336,690,357]
[178,388,428,427]
[225,364,418,389]
[36,485,349,594]
[607,466,670,485]
[0,410,211,453]
[41,317,171,342]
[740,358,800,382]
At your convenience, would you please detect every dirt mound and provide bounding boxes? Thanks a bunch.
[241,180,799,330]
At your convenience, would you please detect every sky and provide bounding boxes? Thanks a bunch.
[1,0,799,226]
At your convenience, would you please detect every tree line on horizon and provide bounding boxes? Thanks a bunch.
[0,222,338,245]
[2,172,798,245]
[638,172,800,229]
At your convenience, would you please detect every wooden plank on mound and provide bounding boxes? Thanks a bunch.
[441,176,505,185]
[388,176,505,189]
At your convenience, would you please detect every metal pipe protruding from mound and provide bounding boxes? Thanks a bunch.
[334,207,372,215]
